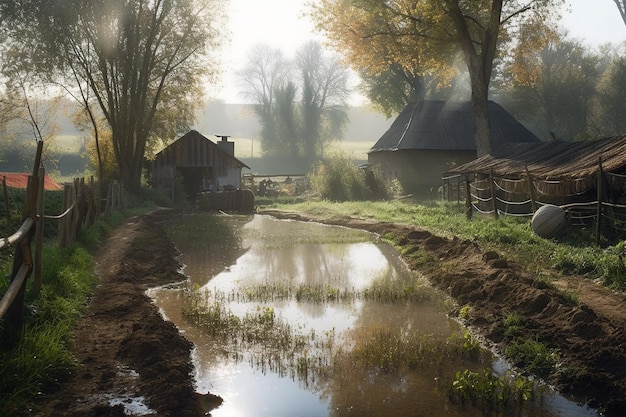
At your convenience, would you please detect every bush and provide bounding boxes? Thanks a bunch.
[309,154,388,201]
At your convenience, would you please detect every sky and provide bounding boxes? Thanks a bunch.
[212,0,626,104]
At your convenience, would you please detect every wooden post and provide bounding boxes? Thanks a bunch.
[595,158,604,246]
[2,176,9,219]
[465,175,473,219]
[3,141,42,345]
[33,167,45,295]
[489,169,499,220]
[525,165,537,214]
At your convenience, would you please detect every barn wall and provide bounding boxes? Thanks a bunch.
[368,149,475,195]
[151,133,245,198]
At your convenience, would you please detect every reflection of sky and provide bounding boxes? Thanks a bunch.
[152,214,596,417]
[203,242,392,293]
[197,360,327,417]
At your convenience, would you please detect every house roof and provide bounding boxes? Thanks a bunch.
[154,130,250,169]
[0,172,63,191]
[445,135,626,180]
[369,100,541,153]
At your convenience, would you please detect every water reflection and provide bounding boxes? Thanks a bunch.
[150,214,597,417]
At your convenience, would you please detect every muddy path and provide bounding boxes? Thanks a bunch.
[260,209,626,417]
[39,210,222,417]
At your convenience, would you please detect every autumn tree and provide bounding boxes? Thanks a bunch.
[0,0,225,190]
[499,28,598,140]
[311,0,562,156]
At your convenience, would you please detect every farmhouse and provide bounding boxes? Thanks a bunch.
[149,130,249,200]
[368,100,541,194]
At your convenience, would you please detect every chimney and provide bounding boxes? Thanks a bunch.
[216,135,234,157]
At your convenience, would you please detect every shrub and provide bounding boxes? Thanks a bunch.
[309,153,388,201]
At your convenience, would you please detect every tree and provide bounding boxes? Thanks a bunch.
[311,0,562,156]
[498,28,598,140]
[239,44,292,157]
[0,0,224,190]
[296,41,350,162]
[614,0,626,26]
[594,56,626,135]
[239,41,350,164]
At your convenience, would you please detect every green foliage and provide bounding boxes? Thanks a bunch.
[309,153,389,201]
[450,368,537,411]
[0,203,135,414]
[274,199,626,290]
[505,338,557,378]
[502,312,523,339]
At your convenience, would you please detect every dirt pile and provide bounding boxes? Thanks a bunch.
[261,210,626,417]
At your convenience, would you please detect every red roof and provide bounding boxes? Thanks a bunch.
[0,172,63,191]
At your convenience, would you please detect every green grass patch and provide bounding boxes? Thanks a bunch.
[272,199,626,291]
[0,195,157,416]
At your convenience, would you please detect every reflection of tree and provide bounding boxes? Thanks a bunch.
[164,214,251,285]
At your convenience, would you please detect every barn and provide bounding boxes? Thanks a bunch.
[149,130,250,200]
[368,100,541,195]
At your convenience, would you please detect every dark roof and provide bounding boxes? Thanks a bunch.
[155,130,249,169]
[369,100,540,153]
[446,135,626,180]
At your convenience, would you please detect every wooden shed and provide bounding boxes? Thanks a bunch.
[149,130,249,200]
[368,100,540,195]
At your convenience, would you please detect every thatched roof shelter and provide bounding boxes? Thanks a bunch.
[446,135,626,180]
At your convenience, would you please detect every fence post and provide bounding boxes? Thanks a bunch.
[595,158,604,246]
[3,141,42,345]
[489,169,499,220]
[465,175,473,220]
[525,165,537,214]
[33,167,45,295]
[2,176,9,219]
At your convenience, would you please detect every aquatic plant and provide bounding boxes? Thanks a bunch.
[450,368,540,411]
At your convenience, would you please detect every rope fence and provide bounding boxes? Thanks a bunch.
[1,142,126,345]
[443,158,626,245]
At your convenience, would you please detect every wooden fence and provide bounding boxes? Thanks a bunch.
[442,159,626,245]
[1,142,125,344]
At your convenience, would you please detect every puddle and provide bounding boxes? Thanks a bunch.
[150,213,597,417]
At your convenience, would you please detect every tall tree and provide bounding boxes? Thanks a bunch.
[312,0,562,156]
[499,27,598,140]
[239,41,350,164]
[594,56,626,135]
[239,44,292,157]
[614,0,626,26]
[296,41,350,162]
[0,0,224,190]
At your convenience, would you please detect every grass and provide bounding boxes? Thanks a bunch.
[0,196,156,416]
[265,199,626,290]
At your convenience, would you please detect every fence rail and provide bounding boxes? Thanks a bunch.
[1,142,125,344]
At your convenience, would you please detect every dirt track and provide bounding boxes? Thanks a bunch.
[39,209,626,416]
[39,210,222,417]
